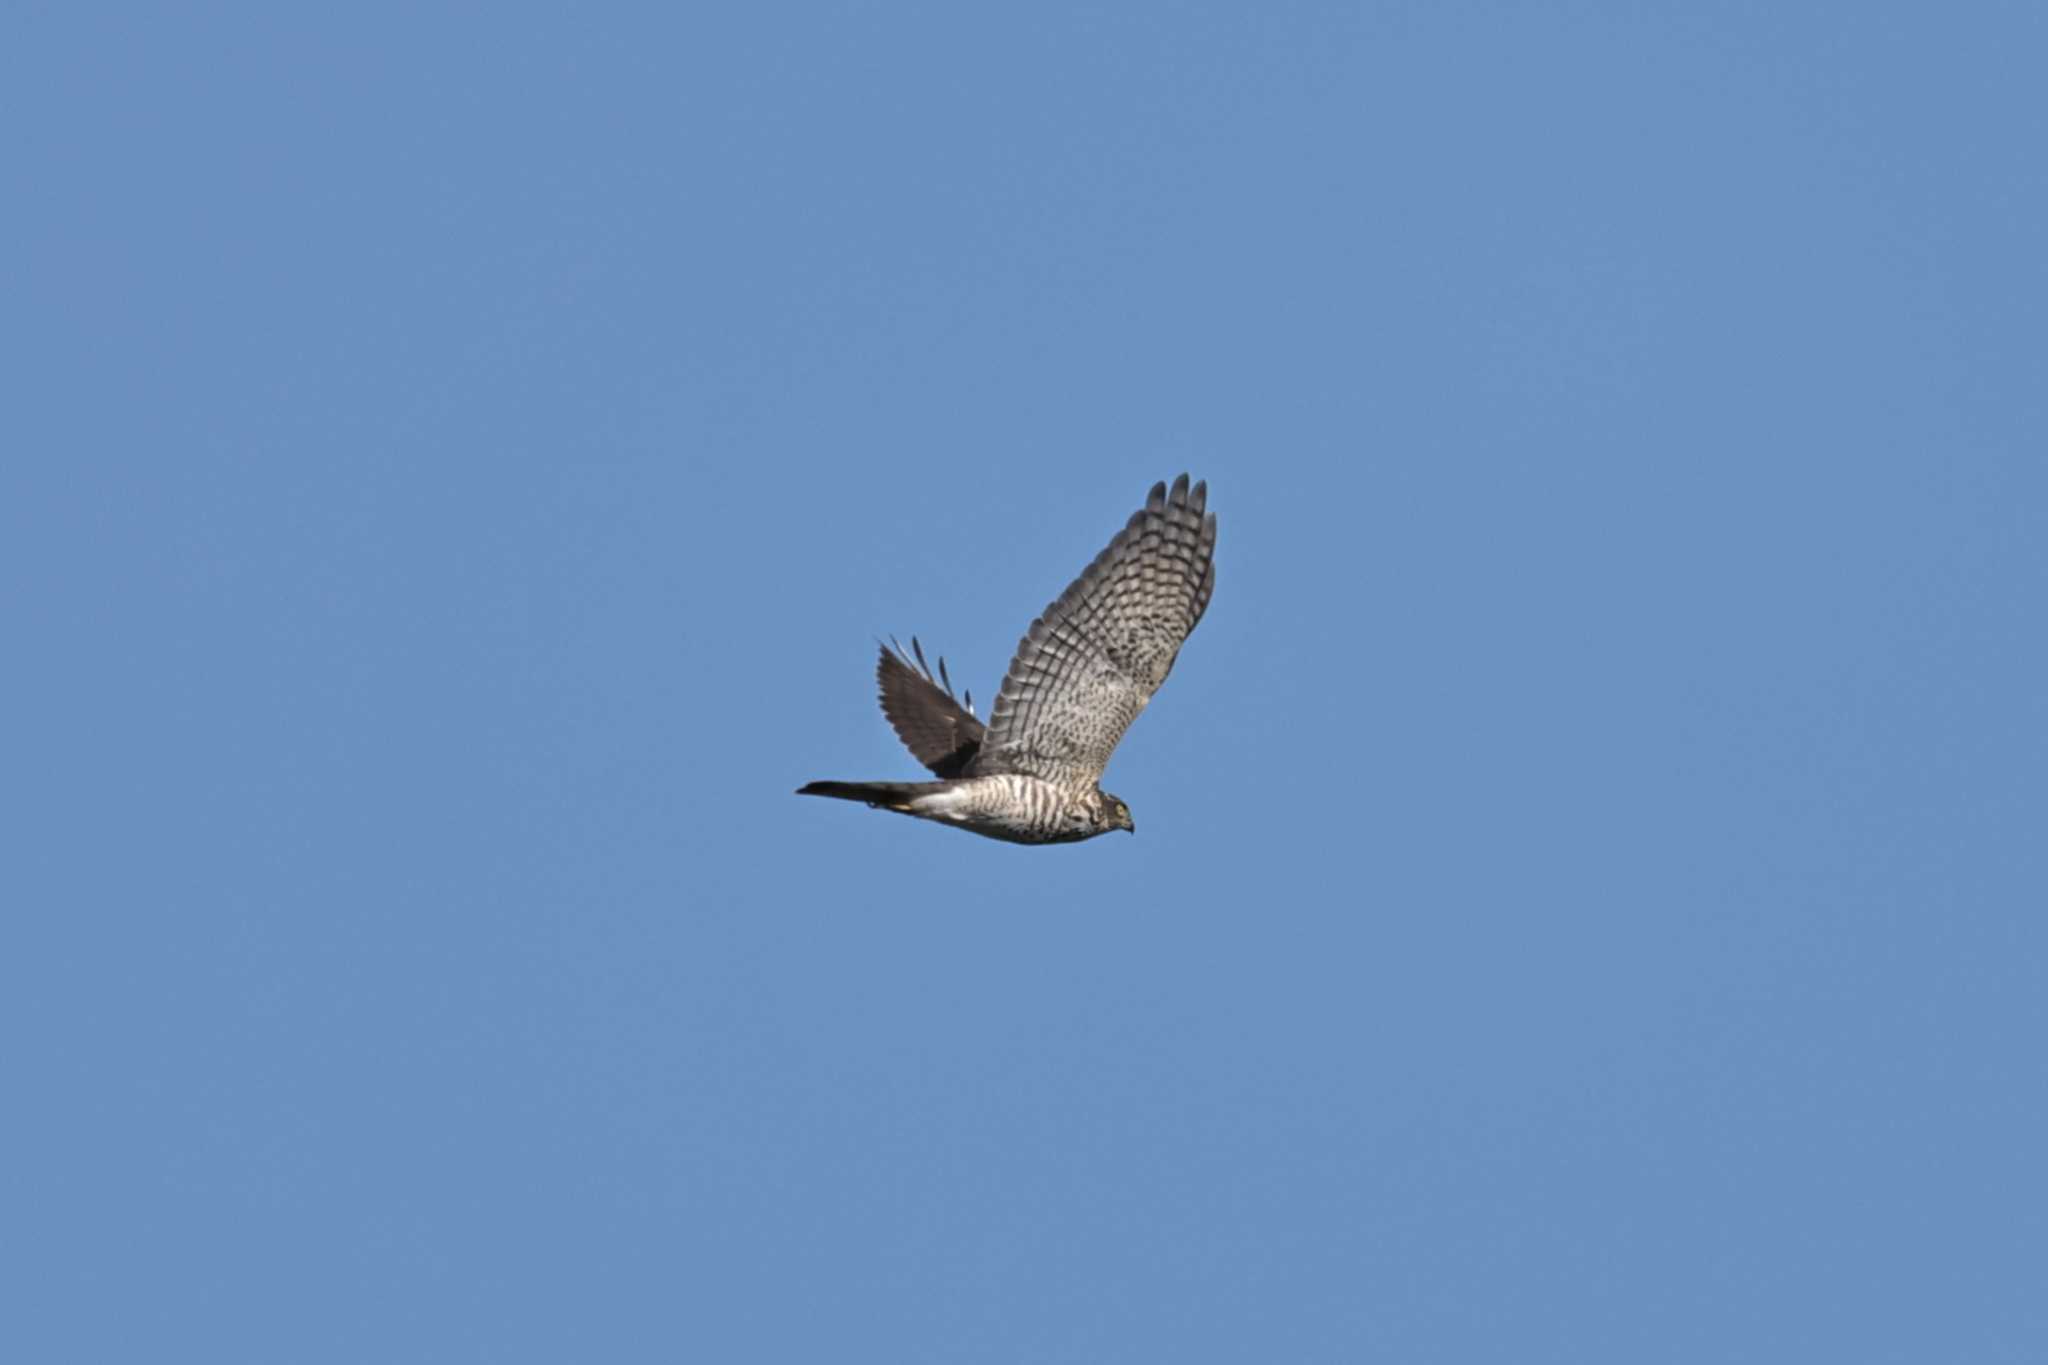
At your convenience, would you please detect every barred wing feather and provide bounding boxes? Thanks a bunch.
[973,475,1216,785]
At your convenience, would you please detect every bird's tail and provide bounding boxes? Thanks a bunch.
[795,780,945,812]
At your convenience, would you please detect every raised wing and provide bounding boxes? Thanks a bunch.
[877,636,984,778]
[973,475,1216,785]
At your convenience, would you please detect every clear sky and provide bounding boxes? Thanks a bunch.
[7,3,2044,1360]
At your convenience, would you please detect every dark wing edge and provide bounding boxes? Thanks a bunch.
[977,474,1217,777]
[877,636,985,778]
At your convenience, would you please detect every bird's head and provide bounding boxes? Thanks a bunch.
[1101,791,1135,835]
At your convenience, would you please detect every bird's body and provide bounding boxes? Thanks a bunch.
[798,774,1123,845]
[798,475,1217,844]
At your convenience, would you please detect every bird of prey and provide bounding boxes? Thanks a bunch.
[798,475,1217,844]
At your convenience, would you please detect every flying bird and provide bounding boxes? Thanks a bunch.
[798,475,1217,843]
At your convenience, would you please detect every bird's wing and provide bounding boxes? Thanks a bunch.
[877,637,985,778]
[973,475,1216,785]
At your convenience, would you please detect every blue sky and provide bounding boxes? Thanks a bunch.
[7,3,2045,1360]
